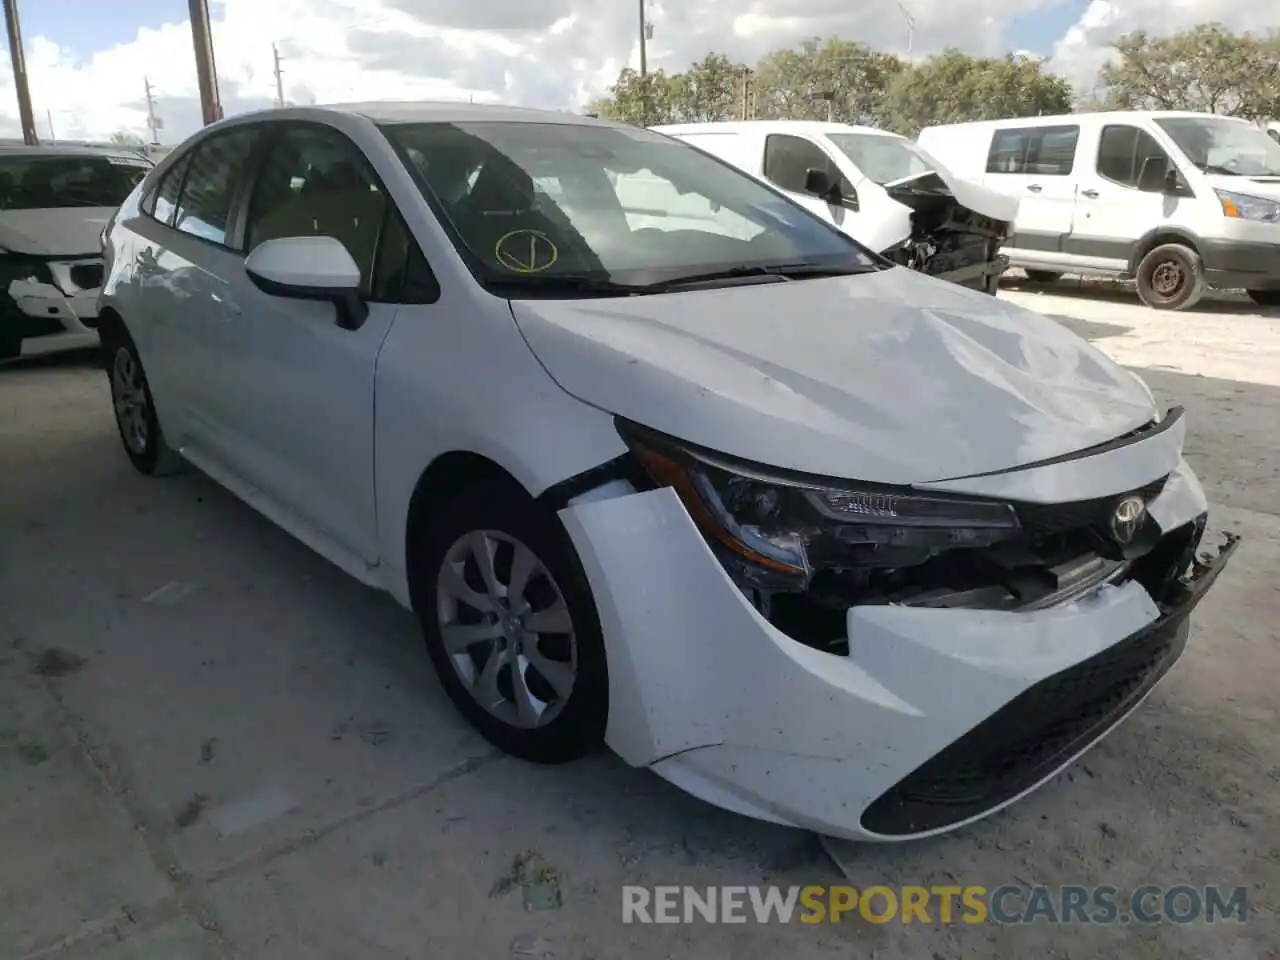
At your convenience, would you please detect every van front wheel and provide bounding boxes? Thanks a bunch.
[1136,243,1205,311]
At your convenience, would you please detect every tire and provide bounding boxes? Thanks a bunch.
[102,324,186,476]
[1135,243,1205,311]
[0,330,18,361]
[413,480,608,764]
[1246,289,1280,308]
[1023,270,1062,284]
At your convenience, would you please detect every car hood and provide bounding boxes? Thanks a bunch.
[883,169,1020,224]
[510,268,1158,484]
[0,207,114,256]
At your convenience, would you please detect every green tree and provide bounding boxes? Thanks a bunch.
[668,53,749,122]
[879,51,1073,136]
[751,38,905,125]
[108,130,145,146]
[589,67,679,126]
[1097,24,1280,120]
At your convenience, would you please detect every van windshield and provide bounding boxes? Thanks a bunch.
[1154,117,1280,178]
[0,154,151,210]
[381,121,875,293]
[825,133,936,184]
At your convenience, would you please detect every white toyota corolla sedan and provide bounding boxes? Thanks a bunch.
[98,102,1236,841]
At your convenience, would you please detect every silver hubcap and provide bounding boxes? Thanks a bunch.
[111,347,149,454]
[436,530,577,729]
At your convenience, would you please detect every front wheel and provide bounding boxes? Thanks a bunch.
[1246,289,1280,308]
[1135,243,1205,311]
[414,481,608,764]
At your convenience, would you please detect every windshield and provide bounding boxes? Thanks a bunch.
[1154,117,1280,178]
[0,154,150,210]
[381,121,875,291]
[826,133,936,185]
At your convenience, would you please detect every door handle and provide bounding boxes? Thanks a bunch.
[1080,189,1100,199]
[1026,184,1043,193]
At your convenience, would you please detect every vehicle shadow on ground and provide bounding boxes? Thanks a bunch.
[1,364,1276,959]
[1002,276,1279,317]
[1041,313,1132,340]
[0,346,101,374]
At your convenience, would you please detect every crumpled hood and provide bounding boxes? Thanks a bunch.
[0,207,114,256]
[884,168,1020,224]
[510,267,1158,484]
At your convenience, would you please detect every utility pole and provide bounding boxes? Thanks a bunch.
[739,68,751,121]
[188,0,223,126]
[272,42,285,108]
[144,76,163,144]
[45,107,53,142]
[3,0,38,145]
[637,0,650,126]
[894,1,916,60]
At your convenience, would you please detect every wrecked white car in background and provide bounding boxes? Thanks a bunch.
[653,120,1018,294]
[0,144,151,360]
[100,102,1235,842]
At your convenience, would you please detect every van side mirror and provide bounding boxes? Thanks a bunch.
[804,167,858,209]
[245,235,369,331]
[1137,156,1169,193]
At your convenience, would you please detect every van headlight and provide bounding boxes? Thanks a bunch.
[1216,189,1280,223]
[618,421,1021,586]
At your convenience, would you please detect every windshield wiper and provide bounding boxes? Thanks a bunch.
[482,274,648,296]
[646,262,873,291]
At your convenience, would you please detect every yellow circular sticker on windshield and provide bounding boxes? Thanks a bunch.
[494,229,559,273]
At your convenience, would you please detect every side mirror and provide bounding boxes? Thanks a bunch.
[803,166,833,198]
[803,166,858,209]
[1137,155,1169,193]
[245,235,369,330]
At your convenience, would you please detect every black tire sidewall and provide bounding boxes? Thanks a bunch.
[1137,244,1202,310]
[414,482,609,764]
[103,327,163,474]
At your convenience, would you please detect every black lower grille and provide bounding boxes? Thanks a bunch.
[1015,477,1168,538]
[861,607,1192,836]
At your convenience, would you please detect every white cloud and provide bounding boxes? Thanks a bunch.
[0,0,1272,144]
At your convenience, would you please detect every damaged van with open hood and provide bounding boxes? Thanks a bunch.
[100,103,1235,841]
[653,120,1018,294]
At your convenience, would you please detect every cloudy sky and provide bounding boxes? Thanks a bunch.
[2,0,1272,143]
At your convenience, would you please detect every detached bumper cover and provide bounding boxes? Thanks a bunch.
[863,528,1238,836]
[561,456,1234,841]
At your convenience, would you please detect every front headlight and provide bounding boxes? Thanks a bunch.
[1216,189,1280,223]
[618,421,1021,588]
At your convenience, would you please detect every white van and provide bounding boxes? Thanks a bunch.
[917,111,1280,310]
[653,121,1018,294]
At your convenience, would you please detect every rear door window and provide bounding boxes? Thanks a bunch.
[986,125,1080,176]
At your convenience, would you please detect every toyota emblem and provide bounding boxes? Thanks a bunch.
[1110,496,1147,544]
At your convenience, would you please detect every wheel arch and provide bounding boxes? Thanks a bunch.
[403,451,531,607]
[1128,228,1203,275]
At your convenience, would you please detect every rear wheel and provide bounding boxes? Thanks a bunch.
[1246,289,1280,308]
[1023,269,1062,284]
[413,481,608,764]
[1135,243,1205,311]
[102,324,186,475]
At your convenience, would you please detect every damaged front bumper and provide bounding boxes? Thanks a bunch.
[559,458,1237,841]
[937,252,1009,292]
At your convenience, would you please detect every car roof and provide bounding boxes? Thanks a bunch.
[654,120,900,138]
[0,142,151,162]
[224,100,615,129]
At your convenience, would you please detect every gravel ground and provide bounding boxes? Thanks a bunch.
[1,280,1277,959]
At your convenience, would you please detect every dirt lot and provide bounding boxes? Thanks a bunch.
[1,280,1277,960]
